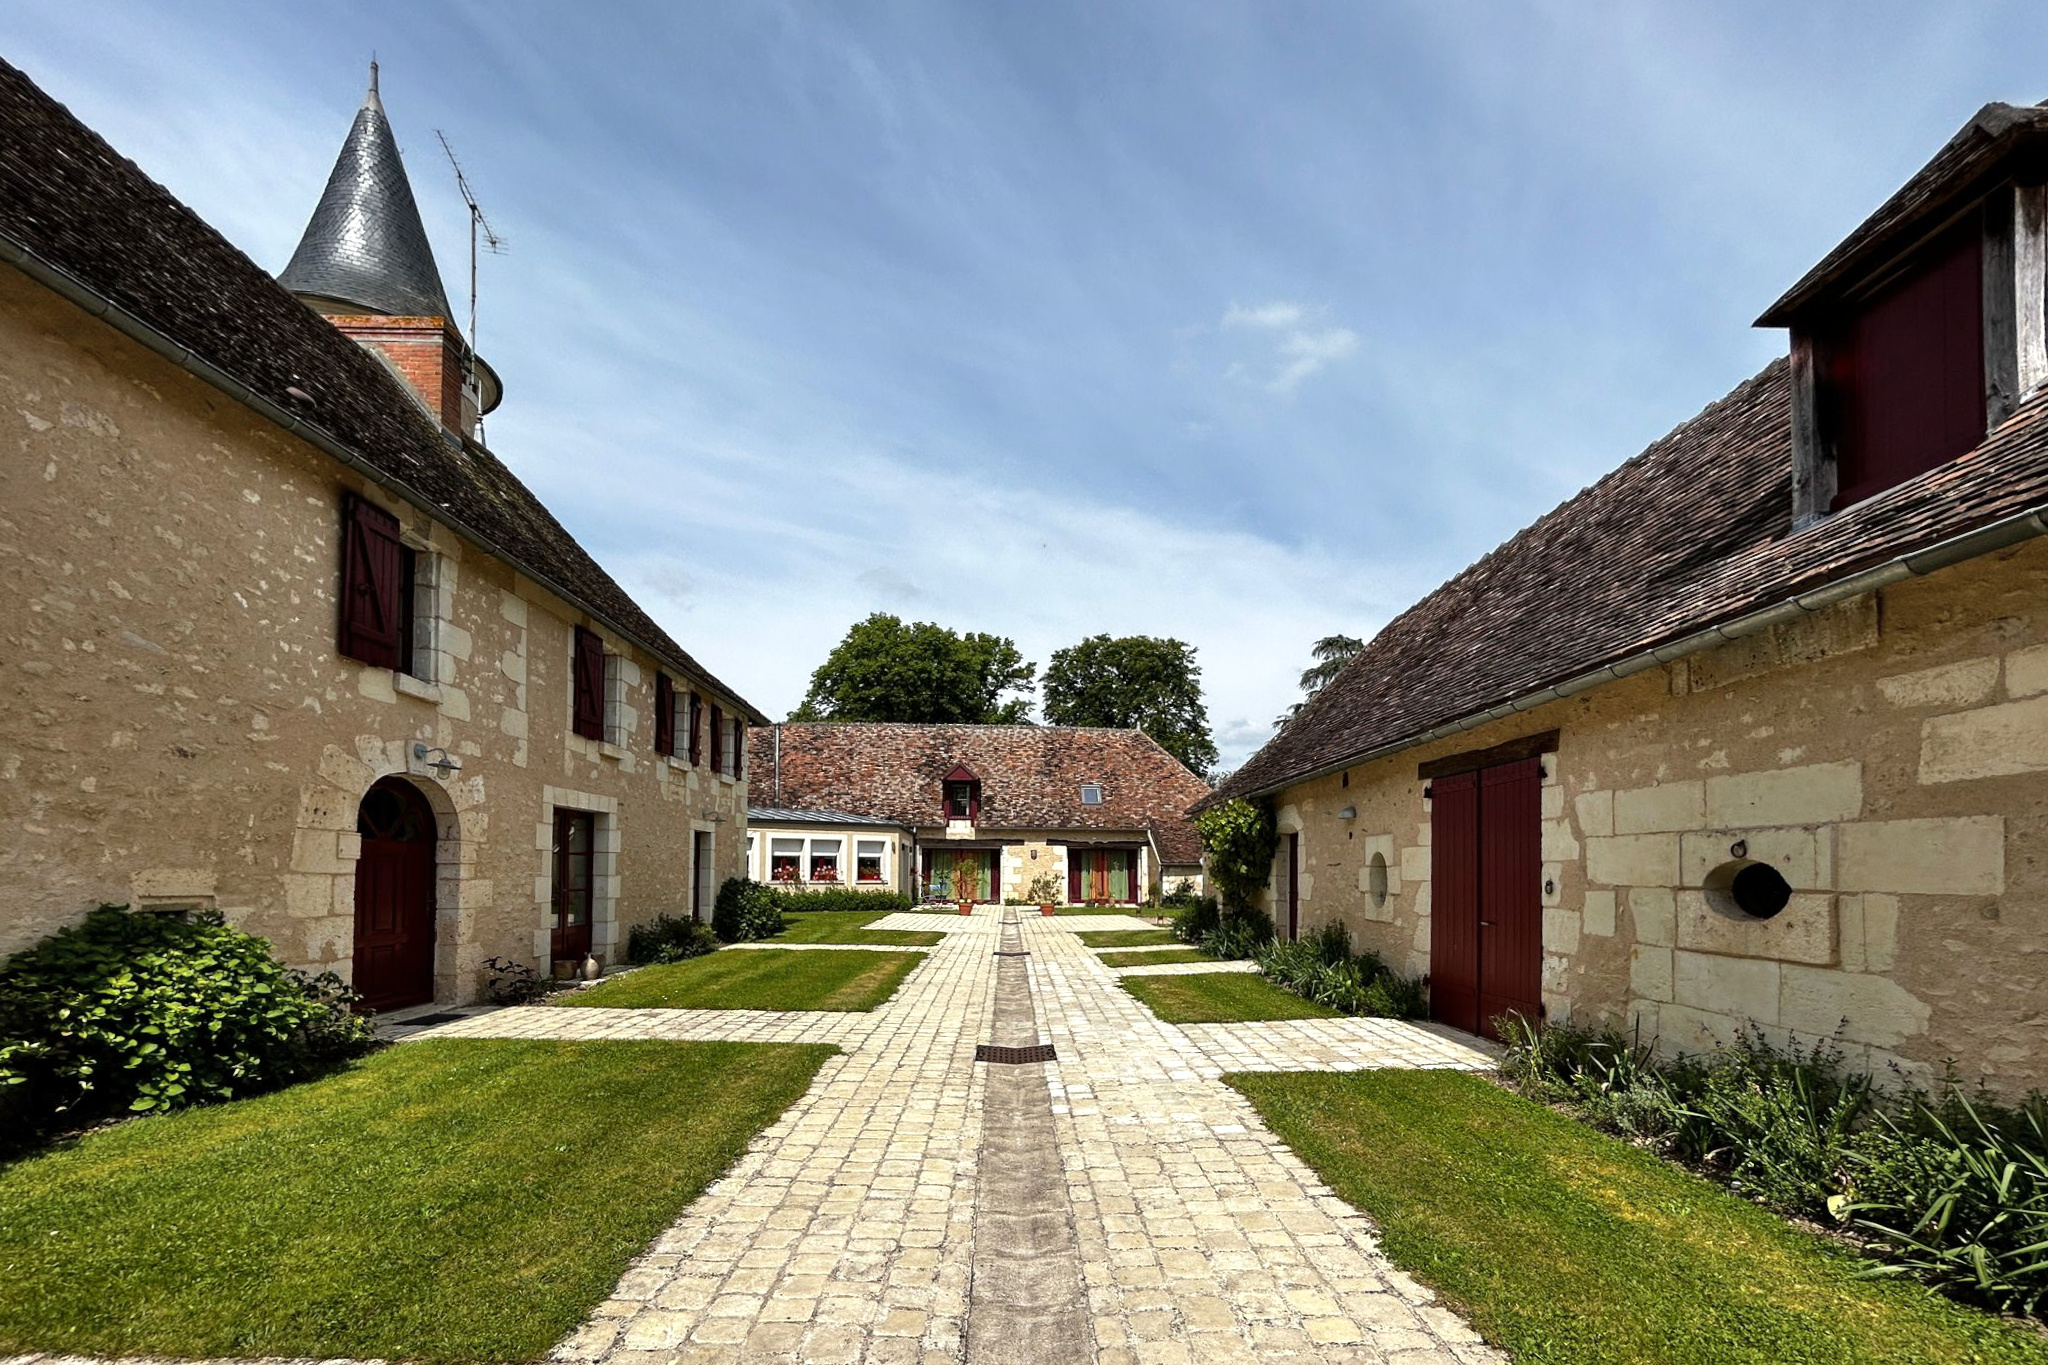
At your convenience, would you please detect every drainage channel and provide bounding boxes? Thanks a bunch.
[963,912,1092,1364]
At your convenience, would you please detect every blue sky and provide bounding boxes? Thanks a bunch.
[9,2,2048,768]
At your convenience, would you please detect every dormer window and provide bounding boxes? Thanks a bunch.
[941,764,981,822]
[1815,218,1984,512]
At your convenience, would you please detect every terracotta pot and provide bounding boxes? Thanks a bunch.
[1039,904,1055,917]
[958,901,973,916]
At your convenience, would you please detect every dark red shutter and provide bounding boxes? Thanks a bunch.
[1429,770,1481,1036]
[688,694,703,765]
[572,627,605,740]
[734,721,746,779]
[1068,854,1080,903]
[654,673,675,756]
[710,704,725,774]
[338,496,404,670]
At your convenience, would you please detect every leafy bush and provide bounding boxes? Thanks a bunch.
[1194,798,1279,912]
[1500,1019,2048,1316]
[712,878,786,943]
[761,886,912,915]
[1171,893,1222,944]
[1253,929,1426,1020]
[0,905,373,1147]
[482,955,556,1005]
[1202,909,1273,961]
[627,915,720,965]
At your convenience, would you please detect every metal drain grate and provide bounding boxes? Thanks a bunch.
[993,949,1031,957]
[400,1012,469,1026]
[976,1043,1057,1064]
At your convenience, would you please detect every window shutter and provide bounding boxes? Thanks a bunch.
[338,495,404,670]
[969,784,981,825]
[734,721,746,779]
[654,673,675,756]
[572,627,605,740]
[710,704,725,774]
[688,694,703,765]
[1068,855,1080,904]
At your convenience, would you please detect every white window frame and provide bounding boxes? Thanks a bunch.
[769,836,804,884]
[1079,783,1103,806]
[855,838,889,885]
[807,837,843,885]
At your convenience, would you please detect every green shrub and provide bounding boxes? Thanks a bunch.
[626,915,720,964]
[711,878,785,943]
[1194,799,1279,912]
[1499,1019,2048,1316]
[0,905,373,1148]
[1202,910,1274,961]
[759,886,913,915]
[1171,894,1222,944]
[1252,929,1426,1020]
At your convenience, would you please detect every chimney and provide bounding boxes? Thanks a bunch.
[278,62,501,438]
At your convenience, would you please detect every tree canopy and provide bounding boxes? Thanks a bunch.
[1275,633,1365,730]
[790,613,1036,724]
[1041,634,1218,774]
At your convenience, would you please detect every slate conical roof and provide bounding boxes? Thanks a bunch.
[278,64,453,319]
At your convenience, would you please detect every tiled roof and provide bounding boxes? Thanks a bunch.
[749,724,1213,864]
[1209,357,2048,806]
[0,60,763,721]
[747,807,910,829]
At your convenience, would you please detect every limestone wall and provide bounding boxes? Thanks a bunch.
[1265,536,2048,1090]
[0,268,749,1003]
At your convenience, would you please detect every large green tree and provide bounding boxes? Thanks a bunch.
[1041,634,1218,773]
[791,613,1036,723]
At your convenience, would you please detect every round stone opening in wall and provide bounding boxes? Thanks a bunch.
[1704,857,1793,921]
[1367,851,1389,908]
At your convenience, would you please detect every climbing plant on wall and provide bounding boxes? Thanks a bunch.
[1195,798,1279,913]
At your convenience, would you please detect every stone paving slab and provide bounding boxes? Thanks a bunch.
[868,909,1006,933]
[1025,920,1503,1364]
[404,1003,878,1046]
[1110,958,1263,978]
[1182,1017,1501,1075]
[727,941,924,952]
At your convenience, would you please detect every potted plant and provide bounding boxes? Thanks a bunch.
[1022,871,1062,917]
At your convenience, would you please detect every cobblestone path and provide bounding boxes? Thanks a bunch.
[541,913,1500,1365]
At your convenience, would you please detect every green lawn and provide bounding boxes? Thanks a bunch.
[1099,947,1214,967]
[1055,904,1148,915]
[1230,1069,2048,1365]
[773,910,942,946]
[0,1040,831,1363]
[1076,928,1180,947]
[567,948,924,1011]
[1121,971,1336,1023]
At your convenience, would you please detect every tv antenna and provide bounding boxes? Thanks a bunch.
[436,130,505,435]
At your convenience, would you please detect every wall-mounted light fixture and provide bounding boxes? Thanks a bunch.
[412,743,461,776]
[1336,805,1357,820]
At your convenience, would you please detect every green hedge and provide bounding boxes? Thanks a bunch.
[626,914,720,964]
[711,879,786,943]
[759,886,913,915]
[0,905,374,1150]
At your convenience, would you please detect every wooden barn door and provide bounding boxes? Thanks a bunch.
[352,777,438,1012]
[1429,758,1541,1040]
[1478,758,1543,1034]
[1429,771,1481,1033]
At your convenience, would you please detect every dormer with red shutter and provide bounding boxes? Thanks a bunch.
[1760,102,2048,526]
[941,764,982,834]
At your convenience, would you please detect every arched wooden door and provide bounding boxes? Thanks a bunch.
[353,777,438,1011]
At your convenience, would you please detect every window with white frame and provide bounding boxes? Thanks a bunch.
[1079,783,1103,806]
[770,837,804,884]
[808,837,842,884]
[856,838,887,884]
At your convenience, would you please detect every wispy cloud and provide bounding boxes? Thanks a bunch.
[1220,299,1359,394]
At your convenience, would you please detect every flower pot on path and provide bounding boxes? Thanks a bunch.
[1039,904,1055,917]
[958,901,973,916]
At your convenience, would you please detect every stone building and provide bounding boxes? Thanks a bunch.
[747,723,1210,904]
[0,62,764,1010]
[1206,99,2048,1090]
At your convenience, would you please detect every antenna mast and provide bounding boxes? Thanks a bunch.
[436,130,506,436]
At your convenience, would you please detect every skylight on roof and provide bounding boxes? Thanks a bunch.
[1080,784,1103,805]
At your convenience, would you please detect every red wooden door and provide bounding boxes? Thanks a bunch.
[352,778,437,1011]
[1284,833,1301,940]
[1429,770,1481,1034]
[553,810,595,962]
[1478,758,1543,1036]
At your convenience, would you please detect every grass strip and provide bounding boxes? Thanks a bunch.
[1099,948,1214,967]
[772,910,942,946]
[1121,971,1337,1023]
[567,948,923,1011]
[1054,904,1147,915]
[1075,929,1180,947]
[0,1040,832,1363]
[1229,1069,2048,1365]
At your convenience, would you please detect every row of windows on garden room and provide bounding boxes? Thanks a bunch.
[765,836,893,885]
